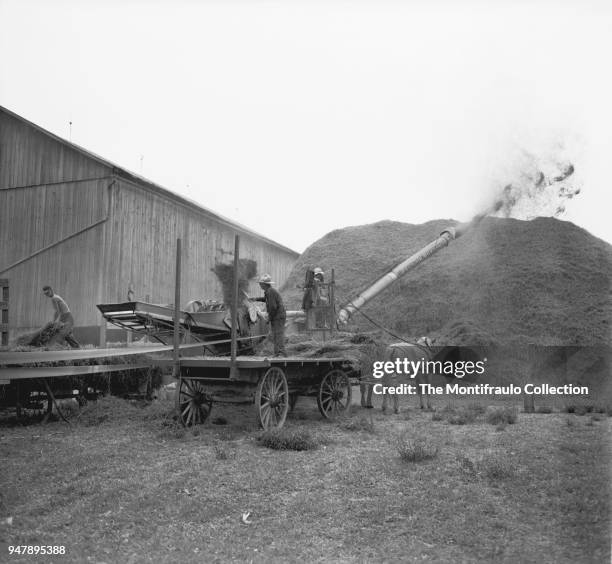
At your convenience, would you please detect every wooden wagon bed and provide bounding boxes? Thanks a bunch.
[158,355,355,429]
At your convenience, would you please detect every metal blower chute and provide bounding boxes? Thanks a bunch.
[336,224,467,325]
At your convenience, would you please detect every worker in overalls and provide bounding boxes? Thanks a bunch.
[252,274,287,356]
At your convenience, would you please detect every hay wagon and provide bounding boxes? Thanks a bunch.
[167,355,353,429]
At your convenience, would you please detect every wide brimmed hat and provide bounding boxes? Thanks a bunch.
[259,274,274,285]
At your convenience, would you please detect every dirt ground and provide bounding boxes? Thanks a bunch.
[0,392,610,564]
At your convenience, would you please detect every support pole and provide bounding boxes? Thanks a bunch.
[99,317,106,348]
[330,268,335,337]
[173,238,182,379]
[230,235,240,379]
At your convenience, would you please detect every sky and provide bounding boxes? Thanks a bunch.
[1,0,611,252]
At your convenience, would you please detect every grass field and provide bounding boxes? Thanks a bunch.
[0,393,610,563]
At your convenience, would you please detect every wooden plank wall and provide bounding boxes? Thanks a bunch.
[103,179,298,307]
[0,110,112,333]
[0,179,108,330]
[0,108,299,338]
[0,110,108,188]
[0,279,8,347]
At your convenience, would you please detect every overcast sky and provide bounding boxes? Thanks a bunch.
[1,0,611,252]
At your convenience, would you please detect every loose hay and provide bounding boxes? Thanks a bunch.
[281,217,611,347]
[213,259,258,305]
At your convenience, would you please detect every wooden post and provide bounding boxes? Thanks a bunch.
[0,279,8,348]
[99,318,107,348]
[230,235,240,379]
[330,269,335,338]
[173,238,182,379]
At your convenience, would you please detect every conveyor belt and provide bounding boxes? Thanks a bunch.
[0,342,206,365]
[0,363,150,383]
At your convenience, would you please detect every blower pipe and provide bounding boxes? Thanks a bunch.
[336,224,467,325]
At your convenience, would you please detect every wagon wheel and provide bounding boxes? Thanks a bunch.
[176,378,213,427]
[255,367,289,430]
[317,369,352,419]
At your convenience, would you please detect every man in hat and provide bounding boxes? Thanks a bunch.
[42,285,80,348]
[252,274,286,356]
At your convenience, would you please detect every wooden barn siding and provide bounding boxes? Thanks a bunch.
[0,108,298,334]
[103,179,297,308]
[0,110,108,189]
[0,178,110,330]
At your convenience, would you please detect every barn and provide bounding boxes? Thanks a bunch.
[0,105,299,345]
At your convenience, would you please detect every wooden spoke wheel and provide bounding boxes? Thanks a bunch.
[317,369,352,419]
[176,378,213,427]
[255,367,289,430]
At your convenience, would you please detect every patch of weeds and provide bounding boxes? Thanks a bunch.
[479,457,516,482]
[214,442,231,460]
[447,407,477,425]
[435,403,481,425]
[566,417,576,427]
[212,416,228,425]
[141,399,176,421]
[495,421,508,432]
[257,428,319,451]
[536,405,553,414]
[485,406,518,426]
[590,413,604,422]
[564,403,590,415]
[216,427,241,441]
[397,436,439,463]
[157,421,187,440]
[467,402,486,416]
[457,455,477,477]
[338,415,375,433]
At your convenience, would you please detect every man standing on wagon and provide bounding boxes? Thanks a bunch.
[252,274,286,357]
[42,285,80,348]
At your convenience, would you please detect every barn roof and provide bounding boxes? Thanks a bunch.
[0,105,299,257]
